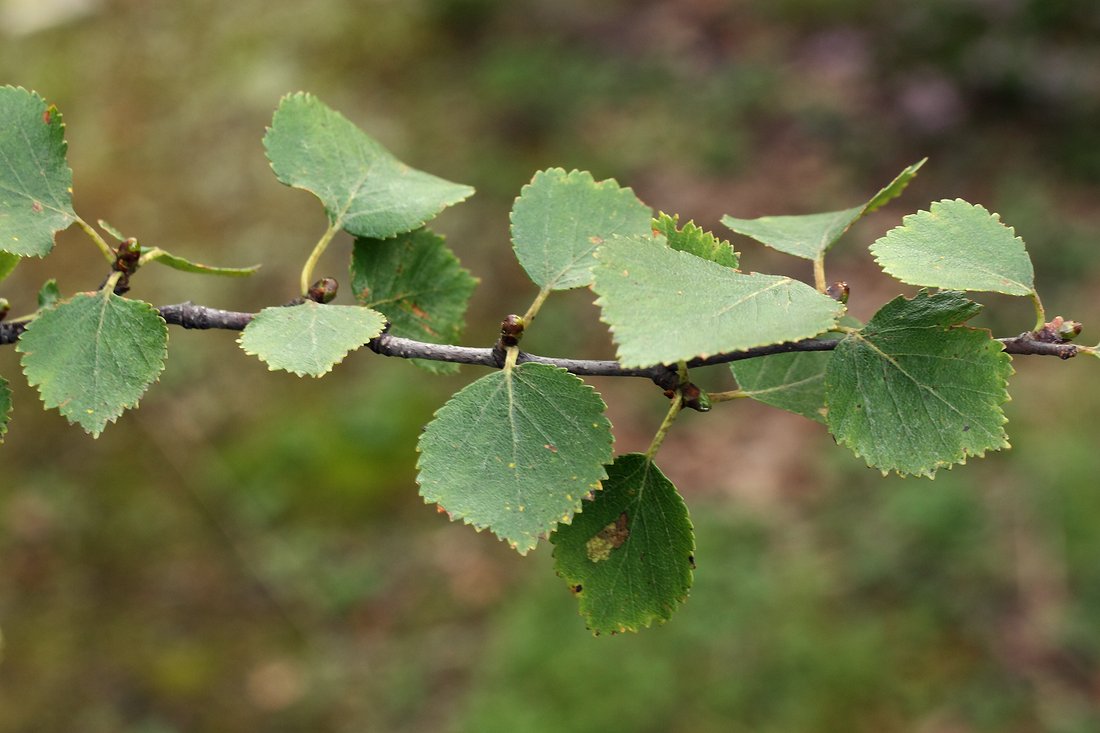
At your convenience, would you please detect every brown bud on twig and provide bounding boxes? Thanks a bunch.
[1035,316,1083,344]
[826,281,849,304]
[499,314,525,348]
[680,382,712,412]
[307,277,339,304]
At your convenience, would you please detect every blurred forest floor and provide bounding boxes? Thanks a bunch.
[2,1,1100,731]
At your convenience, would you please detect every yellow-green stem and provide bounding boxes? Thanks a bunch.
[645,393,683,460]
[102,271,123,292]
[137,247,165,267]
[76,217,115,262]
[522,286,552,325]
[1029,290,1047,332]
[813,255,827,293]
[300,223,341,296]
[503,345,520,372]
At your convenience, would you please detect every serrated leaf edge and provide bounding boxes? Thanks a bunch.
[0,85,76,258]
[591,239,843,369]
[550,455,695,634]
[263,91,474,241]
[414,363,614,555]
[826,305,1014,478]
[15,291,168,437]
[869,198,1035,296]
[236,303,386,378]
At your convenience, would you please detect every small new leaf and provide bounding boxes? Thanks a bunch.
[351,228,477,375]
[652,212,739,268]
[239,302,386,377]
[37,279,61,309]
[721,159,925,260]
[552,453,694,634]
[510,168,652,291]
[0,253,18,282]
[825,290,1012,477]
[870,199,1035,296]
[417,363,614,555]
[0,86,77,257]
[264,93,474,239]
[592,235,843,368]
[17,291,168,437]
[142,248,260,277]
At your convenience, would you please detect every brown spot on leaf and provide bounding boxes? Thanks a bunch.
[544,443,558,453]
[43,109,52,124]
[570,584,583,594]
[585,512,630,562]
[32,201,43,213]
[410,303,429,320]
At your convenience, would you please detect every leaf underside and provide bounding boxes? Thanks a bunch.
[510,168,652,291]
[825,290,1012,477]
[592,234,843,368]
[721,159,925,260]
[552,453,694,634]
[0,86,77,257]
[870,199,1035,296]
[17,291,168,436]
[731,349,833,423]
[264,92,474,239]
[239,302,386,377]
[417,363,614,555]
[0,376,11,442]
[351,228,477,374]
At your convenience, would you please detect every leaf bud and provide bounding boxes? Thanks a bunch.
[680,382,711,412]
[1036,315,1083,344]
[0,298,9,321]
[826,281,850,304]
[1057,319,1083,342]
[307,277,339,304]
[113,237,142,274]
[499,314,525,348]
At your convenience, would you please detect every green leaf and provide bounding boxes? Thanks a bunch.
[142,248,260,277]
[592,235,844,368]
[239,302,386,377]
[0,376,11,443]
[37,279,61,309]
[652,212,739,268]
[264,92,474,239]
[721,159,925,260]
[825,290,1012,477]
[551,453,694,634]
[510,168,652,291]
[0,252,18,282]
[96,219,126,241]
[417,363,614,555]
[731,316,860,423]
[731,350,833,424]
[17,291,168,437]
[0,87,77,257]
[351,228,477,375]
[870,199,1035,296]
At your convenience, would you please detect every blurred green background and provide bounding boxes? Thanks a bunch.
[2,0,1100,730]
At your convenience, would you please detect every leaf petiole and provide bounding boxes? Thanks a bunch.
[76,217,116,263]
[300,222,341,296]
[645,391,683,460]
[1029,290,1046,333]
[521,286,552,325]
[813,254,827,293]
